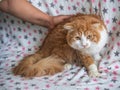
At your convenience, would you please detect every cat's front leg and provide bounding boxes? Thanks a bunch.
[79,54,100,78]
[93,53,101,66]
[93,53,101,61]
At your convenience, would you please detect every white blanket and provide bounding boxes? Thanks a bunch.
[0,0,120,90]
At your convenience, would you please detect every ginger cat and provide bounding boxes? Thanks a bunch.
[13,14,108,78]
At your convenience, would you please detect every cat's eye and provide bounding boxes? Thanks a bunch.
[75,36,81,40]
[87,35,91,39]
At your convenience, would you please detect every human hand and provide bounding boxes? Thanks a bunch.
[35,15,71,29]
[51,15,71,28]
[53,15,71,25]
[45,15,71,29]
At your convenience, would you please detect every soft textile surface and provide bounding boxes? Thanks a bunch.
[0,0,120,90]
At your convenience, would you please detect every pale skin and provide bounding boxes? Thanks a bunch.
[0,0,71,29]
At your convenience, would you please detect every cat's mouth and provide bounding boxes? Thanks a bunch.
[82,44,89,48]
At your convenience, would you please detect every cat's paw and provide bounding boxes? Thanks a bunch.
[88,70,100,78]
[64,63,72,70]
[88,64,100,78]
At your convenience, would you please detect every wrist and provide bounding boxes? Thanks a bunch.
[47,16,54,29]
[37,13,54,29]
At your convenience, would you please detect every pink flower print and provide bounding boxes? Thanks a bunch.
[76,2,80,6]
[34,46,38,51]
[8,24,10,27]
[82,0,84,2]
[109,84,114,87]
[107,55,111,60]
[46,84,50,88]
[18,36,22,39]
[34,29,37,33]
[103,0,107,2]
[91,0,95,3]
[112,37,115,41]
[98,2,101,8]
[40,38,43,42]
[112,8,116,12]
[28,41,31,45]
[115,65,119,69]
[16,55,20,59]
[29,33,32,36]
[89,8,92,13]
[6,15,9,19]
[63,83,67,85]
[10,39,12,42]
[56,10,59,14]
[24,87,29,90]
[84,88,89,90]
[105,20,110,25]
[93,78,98,82]
[112,26,116,31]
[118,21,120,25]
[104,69,109,73]
[117,42,120,47]
[113,71,118,75]
[27,25,30,29]
[35,87,39,89]
[22,47,25,51]
[10,80,14,83]
[9,31,12,34]
[45,3,48,8]
[113,76,117,80]
[5,63,9,67]
[95,86,100,90]
[13,28,16,31]
[111,46,114,50]
[54,0,58,3]
[9,86,14,88]
[68,6,71,10]
[23,29,26,32]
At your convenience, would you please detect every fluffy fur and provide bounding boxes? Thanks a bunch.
[13,14,108,78]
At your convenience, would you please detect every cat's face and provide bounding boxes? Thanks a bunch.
[66,32,93,49]
[64,18,104,50]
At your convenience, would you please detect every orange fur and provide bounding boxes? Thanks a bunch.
[13,14,106,78]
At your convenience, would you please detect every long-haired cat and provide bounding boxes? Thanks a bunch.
[13,14,108,78]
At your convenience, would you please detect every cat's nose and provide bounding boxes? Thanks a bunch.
[82,43,88,48]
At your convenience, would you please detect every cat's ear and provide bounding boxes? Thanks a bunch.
[64,23,74,31]
[91,23,101,28]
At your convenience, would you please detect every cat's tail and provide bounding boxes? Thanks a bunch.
[13,52,43,76]
[13,54,65,78]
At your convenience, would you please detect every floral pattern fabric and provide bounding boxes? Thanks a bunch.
[0,0,120,90]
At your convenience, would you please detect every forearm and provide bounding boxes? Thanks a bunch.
[0,0,71,29]
[0,0,53,28]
